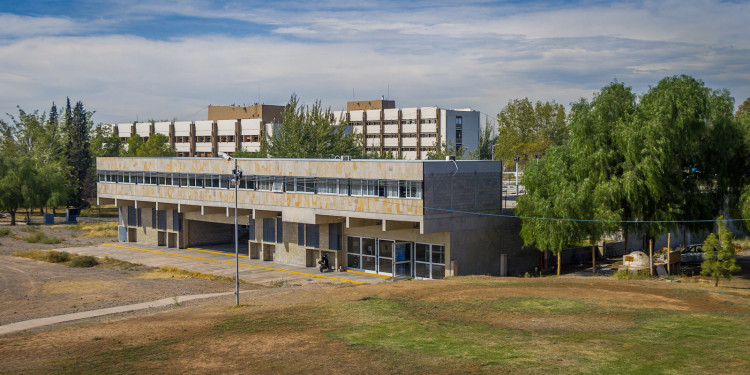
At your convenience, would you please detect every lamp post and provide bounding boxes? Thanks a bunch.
[513,156,520,195]
[220,152,241,306]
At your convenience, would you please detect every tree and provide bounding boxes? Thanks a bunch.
[517,77,742,274]
[516,146,588,275]
[264,94,362,158]
[471,121,498,160]
[629,75,740,240]
[0,157,35,225]
[135,133,176,157]
[233,148,266,158]
[122,134,144,157]
[426,141,470,160]
[90,123,122,158]
[494,98,567,169]
[701,218,741,287]
[63,99,93,210]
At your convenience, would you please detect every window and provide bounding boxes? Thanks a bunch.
[298,223,305,246]
[329,223,342,250]
[305,224,319,248]
[455,116,462,127]
[456,130,462,140]
[248,217,255,241]
[263,218,275,242]
[276,218,283,244]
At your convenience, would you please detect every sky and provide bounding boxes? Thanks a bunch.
[0,0,749,125]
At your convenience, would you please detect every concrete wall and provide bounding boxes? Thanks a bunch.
[186,220,235,247]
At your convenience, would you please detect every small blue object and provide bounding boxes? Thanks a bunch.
[44,213,54,225]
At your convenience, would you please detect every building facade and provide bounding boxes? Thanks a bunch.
[333,99,481,160]
[96,157,536,278]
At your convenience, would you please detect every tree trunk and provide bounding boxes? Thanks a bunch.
[715,278,719,287]
[592,244,596,274]
[557,251,561,276]
[10,210,16,226]
[649,238,654,277]
[623,227,629,253]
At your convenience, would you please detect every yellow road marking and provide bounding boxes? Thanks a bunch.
[187,247,248,258]
[105,244,220,263]
[346,269,391,278]
[105,244,366,284]
[226,261,366,284]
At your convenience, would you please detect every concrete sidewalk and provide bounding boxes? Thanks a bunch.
[67,243,388,286]
[0,291,235,336]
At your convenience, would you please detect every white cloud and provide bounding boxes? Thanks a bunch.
[0,13,83,37]
[0,1,749,125]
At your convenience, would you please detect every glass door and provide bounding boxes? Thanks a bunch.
[394,242,413,277]
[377,240,394,275]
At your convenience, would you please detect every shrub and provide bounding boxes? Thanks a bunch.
[23,231,62,244]
[46,250,71,263]
[612,269,650,280]
[0,228,10,237]
[70,255,98,268]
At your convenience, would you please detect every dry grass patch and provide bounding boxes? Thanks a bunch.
[41,280,119,294]
[70,221,118,238]
[138,266,240,283]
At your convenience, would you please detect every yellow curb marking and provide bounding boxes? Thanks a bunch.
[346,269,391,278]
[105,244,366,285]
[105,244,220,263]
[187,247,248,258]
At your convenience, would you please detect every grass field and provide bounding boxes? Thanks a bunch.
[2,276,747,374]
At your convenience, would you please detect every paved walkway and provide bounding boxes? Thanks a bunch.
[68,242,389,286]
[0,292,237,336]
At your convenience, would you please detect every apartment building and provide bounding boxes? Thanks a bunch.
[96,157,536,278]
[333,99,480,160]
[112,104,283,157]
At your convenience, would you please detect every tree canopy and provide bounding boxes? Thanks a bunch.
[264,94,362,158]
[517,76,742,266]
[494,98,567,169]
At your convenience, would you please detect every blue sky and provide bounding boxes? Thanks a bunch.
[1,0,749,125]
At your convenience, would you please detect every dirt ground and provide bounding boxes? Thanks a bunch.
[0,223,262,326]
[1,222,749,374]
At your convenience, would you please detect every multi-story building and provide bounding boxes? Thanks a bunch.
[112,104,283,157]
[96,157,535,278]
[333,99,480,160]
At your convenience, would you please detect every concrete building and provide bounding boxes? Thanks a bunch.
[96,157,535,278]
[333,99,481,160]
[113,104,283,157]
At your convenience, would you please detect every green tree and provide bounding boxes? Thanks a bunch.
[0,156,35,225]
[471,121,498,160]
[63,99,93,210]
[90,123,122,158]
[233,148,266,158]
[516,146,587,275]
[426,141,470,160]
[264,94,362,158]
[122,134,144,157]
[629,75,740,240]
[701,218,741,287]
[494,98,567,169]
[135,133,176,157]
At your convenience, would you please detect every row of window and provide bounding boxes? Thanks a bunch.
[98,170,423,199]
[350,118,438,126]
[364,133,438,139]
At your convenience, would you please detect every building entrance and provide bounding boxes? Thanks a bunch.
[346,236,444,279]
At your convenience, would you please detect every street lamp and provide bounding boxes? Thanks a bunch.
[220,152,241,306]
[513,156,520,195]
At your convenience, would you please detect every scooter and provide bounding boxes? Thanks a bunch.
[318,252,330,273]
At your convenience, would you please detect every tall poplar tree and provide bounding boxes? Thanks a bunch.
[63,99,93,209]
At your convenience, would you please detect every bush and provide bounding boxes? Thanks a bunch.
[23,231,62,244]
[70,255,98,268]
[46,250,71,263]
[612,269,651,280]
[0,228,10,237]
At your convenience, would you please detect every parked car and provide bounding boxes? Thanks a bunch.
[681,244,705,264]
